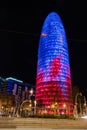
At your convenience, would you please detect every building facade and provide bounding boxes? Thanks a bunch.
[0,77,35,115]
[36,12,73,114]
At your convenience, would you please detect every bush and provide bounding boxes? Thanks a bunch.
[28,114,74,119]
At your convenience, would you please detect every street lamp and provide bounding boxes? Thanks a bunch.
[34,100,37,114]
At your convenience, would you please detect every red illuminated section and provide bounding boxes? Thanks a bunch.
[36,57,73,114]
[50,57,61,77]
[36,63,73,114]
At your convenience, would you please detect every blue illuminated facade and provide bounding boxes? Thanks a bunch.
[36,12,73,114]
[6,77,23,94]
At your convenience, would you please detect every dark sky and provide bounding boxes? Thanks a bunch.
[0,1,87,96]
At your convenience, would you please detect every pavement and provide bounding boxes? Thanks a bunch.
[0,117,87,129]
[0,128,86,130]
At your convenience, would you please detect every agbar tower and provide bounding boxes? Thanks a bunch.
[36,12,73,114]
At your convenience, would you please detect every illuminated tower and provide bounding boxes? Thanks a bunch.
[36,12,73,114]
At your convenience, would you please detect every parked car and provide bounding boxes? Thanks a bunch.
[0,110,8,116]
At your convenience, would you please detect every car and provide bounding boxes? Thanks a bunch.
[0,110,8,116]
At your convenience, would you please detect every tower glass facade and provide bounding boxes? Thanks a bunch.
[36,12,73,114]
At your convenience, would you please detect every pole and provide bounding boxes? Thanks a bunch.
[34,100,36,114]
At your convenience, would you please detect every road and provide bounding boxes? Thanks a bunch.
[0,128,85,130]
[0,117,87,129]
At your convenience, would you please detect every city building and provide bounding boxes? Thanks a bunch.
[0,77,35,115]
[36,12,73,115]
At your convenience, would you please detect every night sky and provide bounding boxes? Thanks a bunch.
[0,1,87,96]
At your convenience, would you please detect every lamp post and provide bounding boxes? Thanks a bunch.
[29,88,36,115]
[34,100,37,114]
[75,92,82,116]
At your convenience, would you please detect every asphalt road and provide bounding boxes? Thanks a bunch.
[0,117,87,129]
[0,128,86,130]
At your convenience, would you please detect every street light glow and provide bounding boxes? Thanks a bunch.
[63,104,66,108]
[81,115,87,119]
[30,89,33,94]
